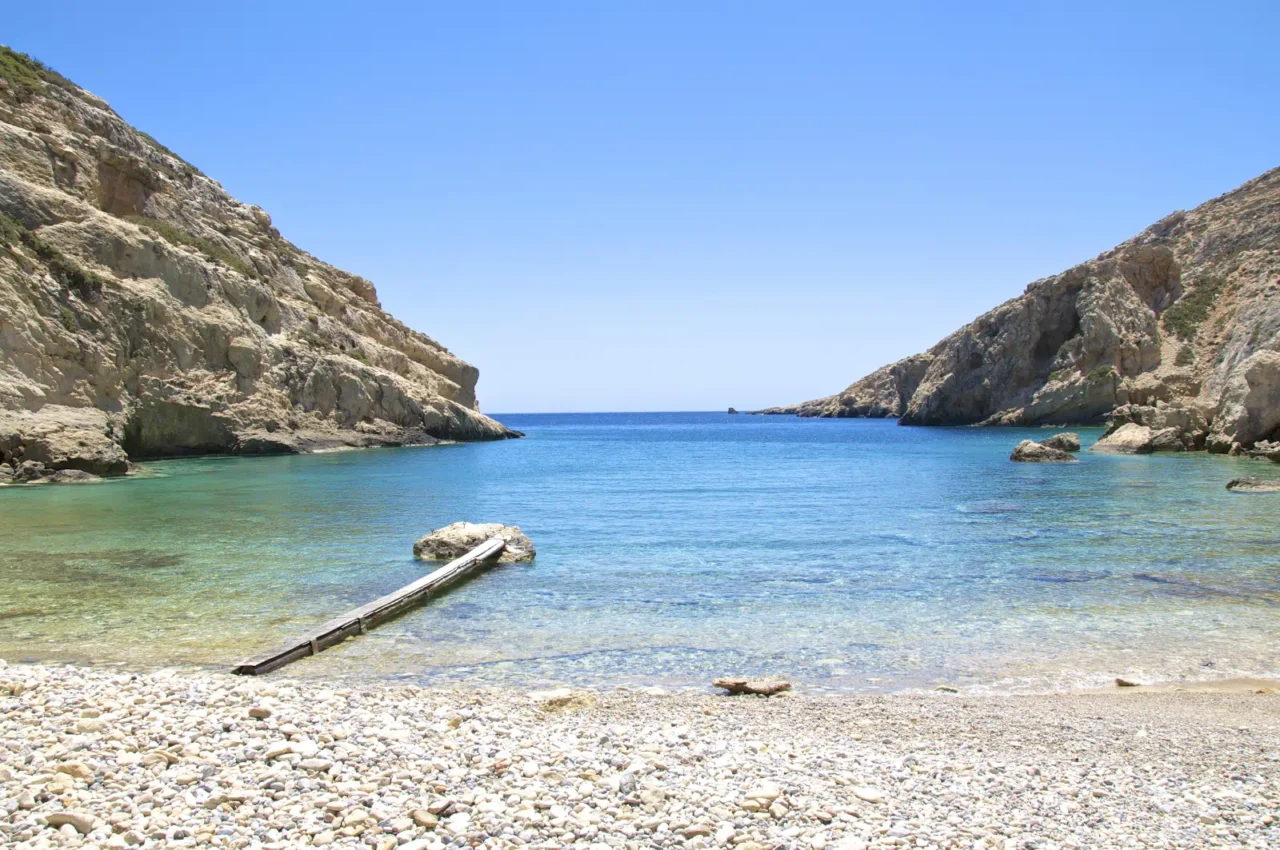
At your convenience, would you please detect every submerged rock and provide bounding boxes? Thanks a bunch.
[1226,477,1280,492]
[412,522,535,564]
[528,687,597,712]
[1039,432,1081,452]
[1010,440,1077,463]
[713,678,792,696]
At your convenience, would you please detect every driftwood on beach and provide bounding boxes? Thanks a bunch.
[231,536,509,676]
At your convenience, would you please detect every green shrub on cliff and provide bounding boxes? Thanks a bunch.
[125,214,259,279]
[0,46,75,103]
[0,213,106,300]
[1163,275,1226,340]
[0,46,45,102]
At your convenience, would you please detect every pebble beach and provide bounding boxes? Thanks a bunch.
[3,663,1278,850]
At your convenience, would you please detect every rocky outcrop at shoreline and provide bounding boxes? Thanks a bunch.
[1009,439,1076,463]
[761,167,1280,457]
[0,47,517,482]
[1226,476,1280,492]
[412,523,536,564]
[2,663,1277,850]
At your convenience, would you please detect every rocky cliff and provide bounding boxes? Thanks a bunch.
[762,166,1280,454]
[0,48,517,482]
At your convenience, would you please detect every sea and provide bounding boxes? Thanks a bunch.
[2,412,1278,693]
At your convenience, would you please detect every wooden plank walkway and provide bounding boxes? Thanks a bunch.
[231,536,508,676]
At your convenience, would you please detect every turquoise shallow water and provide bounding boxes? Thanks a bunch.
[2,412,1279,692]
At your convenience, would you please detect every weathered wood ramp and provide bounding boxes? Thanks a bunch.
[232,536,508,676]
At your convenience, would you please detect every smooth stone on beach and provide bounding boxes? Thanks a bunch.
[248,705,273,719]
[1115,678,1141,687]
[3,662,1278,850]
[56,761,93,779]
[852,786,885,803]
[46,811,96,834]
[745,782,782,802]
[297,758,333,772]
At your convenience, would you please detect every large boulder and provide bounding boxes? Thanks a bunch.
[713,678,792,696]
[1010,440,1077,462]
[0,406,129,476]
[1090,422,1155,454]
[412,522,535,564]
[1039,432,1081,452]
[1104,402,1206,452]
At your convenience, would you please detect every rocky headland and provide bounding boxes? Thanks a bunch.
[760,168,1280,458]
[0,48,517,484]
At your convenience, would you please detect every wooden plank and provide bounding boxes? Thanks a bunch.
[231,536,508,675]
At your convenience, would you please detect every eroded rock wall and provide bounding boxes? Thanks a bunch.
[765,166,1280,453]
[0,48,517,477]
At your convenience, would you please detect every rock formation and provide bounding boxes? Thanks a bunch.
[1225,477,1280,492]
[412,522,536,564]
[712,678,792,696]
[1090,423,1157,454]
[1010,440,1077,463]
[760,167,1280,455]
[1038,432,1081,452]
[0,47,517,481]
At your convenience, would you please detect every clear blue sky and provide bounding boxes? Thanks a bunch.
[7,3,1278,412]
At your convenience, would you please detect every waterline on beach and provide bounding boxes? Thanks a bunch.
[2,413,1278,692]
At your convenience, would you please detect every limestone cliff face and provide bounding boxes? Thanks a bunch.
[0,48,517,479]
[763,166,1280,453]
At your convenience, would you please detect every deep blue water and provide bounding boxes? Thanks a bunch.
[1,412,1278,692]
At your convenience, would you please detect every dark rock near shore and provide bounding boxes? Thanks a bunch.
[1226,477,1280,492]
[1011,440,1077,463]
[1039,432,1081,452]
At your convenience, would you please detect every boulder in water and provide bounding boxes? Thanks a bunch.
[412,522,535,563]
[1038,432,1081,452]
[1010,440,1077,463]
[1090,422,1155,454]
